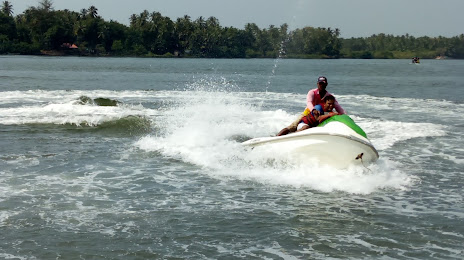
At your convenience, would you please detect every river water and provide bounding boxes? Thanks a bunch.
[1,56,463,259]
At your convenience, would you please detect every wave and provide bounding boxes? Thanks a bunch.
[0,92,158,136]
[91,115,152,135]
[133,89,435,194]
[1,88,458,193]
[2,116,152,136]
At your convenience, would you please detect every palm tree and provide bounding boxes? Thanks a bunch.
[196,16,205,30]
[74,21,86,41]
[88,5,98,19]
[2,1,13,16]
[98,24,108,40]
[175,15,193,52]
[150,11,162,23]
[39,0,53,12]
[79,8,87,19]
[139,10,149,26]
[129,14,137,27]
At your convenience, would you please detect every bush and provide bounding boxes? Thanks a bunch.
[373,51,394,59]
[111,40,124,54]
[132,44,147,56]
[11,42,40,54]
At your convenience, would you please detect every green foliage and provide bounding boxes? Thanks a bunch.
[341,34,464,59]
[132,44,147,56]
[95,44,106,55]
[0,11,16,39]
[0,34,11,52]
[12,41,40,54]
[445,35,464,58]
[111,40,123,54]
[373,51,394,59]
[1,1,463,59]
[286,27,341,58]
[2,1,14,16]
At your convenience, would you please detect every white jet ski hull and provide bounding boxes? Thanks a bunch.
[242,121,379,169]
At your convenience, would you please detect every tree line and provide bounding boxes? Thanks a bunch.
[1,0,463,58]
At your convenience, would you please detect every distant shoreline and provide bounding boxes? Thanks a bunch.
[1,52,453,60]
[1,3,463,59]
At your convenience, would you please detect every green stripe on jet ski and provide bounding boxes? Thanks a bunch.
[318,114,368,139]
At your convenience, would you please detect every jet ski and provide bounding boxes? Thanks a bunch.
[242,115,379,169]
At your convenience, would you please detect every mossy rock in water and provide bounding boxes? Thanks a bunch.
[93,97,121,106]
[77,96,121,106]
[77,96,93,105]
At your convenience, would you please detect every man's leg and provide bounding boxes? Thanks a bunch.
[276,114,304,136]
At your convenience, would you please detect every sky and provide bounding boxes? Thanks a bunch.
[8,0,464,38]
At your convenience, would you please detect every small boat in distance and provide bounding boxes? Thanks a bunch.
[412,56,420,64]
[242,115,379,169]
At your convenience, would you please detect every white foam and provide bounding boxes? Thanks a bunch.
[355,117,447,150]
[134,90,418,194]
[342,94,464,120]
[0,253,28,260]
[0,90,158,126]
[2,89,450,194]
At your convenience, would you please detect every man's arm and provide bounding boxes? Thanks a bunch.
[334,100,345,115]
[318,112,338,123]
[306,90,315,111]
